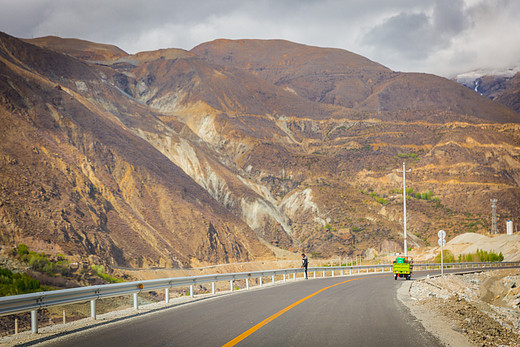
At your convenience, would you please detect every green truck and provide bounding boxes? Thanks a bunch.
[392,256,413,280]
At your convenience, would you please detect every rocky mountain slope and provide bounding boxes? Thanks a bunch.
[2,32,520,269]
[454,68,520,113]
[0,32,272,268]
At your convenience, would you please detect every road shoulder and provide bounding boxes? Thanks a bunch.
[397,279,474,347]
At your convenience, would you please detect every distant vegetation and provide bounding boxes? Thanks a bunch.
[360,189,389,205]
[0,267,41,296]
[458,249,504,262]
[16,244,72,277]
[91,264,124,283]
[10,244,125,289]
[434,249,504,263]
[388,188,440,203]
[363,187,440,206]
[395,152,418,160]
[434,250,456,263]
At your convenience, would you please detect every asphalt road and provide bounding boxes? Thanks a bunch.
[39,272,444,347]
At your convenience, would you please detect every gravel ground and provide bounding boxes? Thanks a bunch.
[400,269,520,347]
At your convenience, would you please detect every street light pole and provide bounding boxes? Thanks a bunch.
[397,162,411,256]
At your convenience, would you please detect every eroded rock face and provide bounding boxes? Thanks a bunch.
[2,32,520,267]
[0,32,273,268]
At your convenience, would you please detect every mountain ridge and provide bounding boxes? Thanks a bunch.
[2,32,520,269]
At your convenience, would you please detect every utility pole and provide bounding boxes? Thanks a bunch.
[490,199,498,234]
[397,162,412,256]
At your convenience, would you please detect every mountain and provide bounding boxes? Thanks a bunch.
[192,39,518,123]
[2,32,520,269]
[22,36,128,61]
[0,32,272,268]
[454,67,520,113]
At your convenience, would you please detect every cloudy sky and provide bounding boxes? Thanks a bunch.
[1,0,519,77]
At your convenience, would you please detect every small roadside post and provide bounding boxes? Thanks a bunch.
[438,230,446,276]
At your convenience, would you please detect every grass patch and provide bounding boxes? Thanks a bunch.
[91,265,124,283]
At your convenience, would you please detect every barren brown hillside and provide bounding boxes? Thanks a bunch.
[1,32,520,270]
[192,39,519,123]
[0,32,272,268]
[23,36,128,61]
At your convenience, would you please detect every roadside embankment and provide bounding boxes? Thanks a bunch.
[400,269,520,347]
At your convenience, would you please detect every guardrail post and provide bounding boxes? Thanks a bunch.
[190,285,194,297]
[133,293,139,310]
[313,271,316,278]
[212,282,215,294]
[322,270,325,277]
[230,280,234,292]
[259,277,263,287]
[31,310,37,334]
[341,269,344,276]
[246,278,249,290]
[350,268,352,275]
[293,273,296,280]
[165,288,170,303]
[90,299,96,320]
[332,270,335,277]
[272,275,275,284]
[283,274,286,282]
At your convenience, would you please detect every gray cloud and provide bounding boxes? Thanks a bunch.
[0,0,518,77]
[363,0,468,61]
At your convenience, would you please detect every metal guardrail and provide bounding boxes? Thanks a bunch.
[1,261,518,334]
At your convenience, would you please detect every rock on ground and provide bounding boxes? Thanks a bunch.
[405,269,520,347]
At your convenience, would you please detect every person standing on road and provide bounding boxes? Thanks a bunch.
[301,253,308,279]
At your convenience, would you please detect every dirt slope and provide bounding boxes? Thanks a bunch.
[412,233,520,262]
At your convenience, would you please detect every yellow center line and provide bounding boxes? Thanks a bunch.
[223,276,372,346]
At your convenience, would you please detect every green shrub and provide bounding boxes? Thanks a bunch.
[28,253,49,272]
[458,249,503,262]
[17,244,29,257]
[91,264,124,283]
[397,152,418,160]
[0,267,41,296]
[97,272,124,283]
[15,244,72,277]
[376,197,389,205]
[91,264,105,274]
[434,250,455,263]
